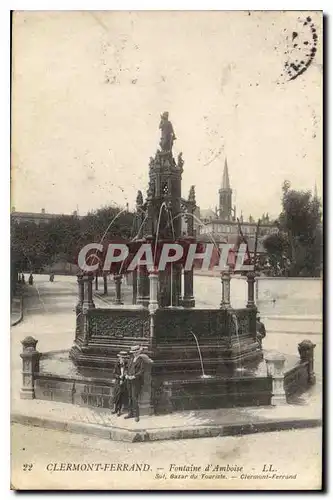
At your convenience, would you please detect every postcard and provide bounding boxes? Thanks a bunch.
[10,10,323,490]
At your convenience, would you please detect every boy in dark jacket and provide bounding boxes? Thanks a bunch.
[112,351,128,416]
[124,345,153,422]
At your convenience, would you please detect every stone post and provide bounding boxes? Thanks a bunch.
[148,269,159,313]
[80,275,94,346]
[246,271,256,308]
[20,336,41,400]
[298,340,316,385]
[82,274,95,310]
[76,273,84,310]
[139,354,154,416]
[220,271,231,309]
[75,274,85,340]
[173,264,182,307]
[264,352,287,405]
[137,265,149,307]
[183,270,195,308]
[132,268,138,305]
[113,274,123,305]
[103,275,108,295]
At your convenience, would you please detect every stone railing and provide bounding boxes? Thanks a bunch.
[264,339,316,405]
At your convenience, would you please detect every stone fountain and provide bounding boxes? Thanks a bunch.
[22,113,316,415]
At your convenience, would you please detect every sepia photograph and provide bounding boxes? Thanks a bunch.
[10,9,323,490]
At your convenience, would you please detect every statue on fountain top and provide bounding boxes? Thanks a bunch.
[159,112,176,153]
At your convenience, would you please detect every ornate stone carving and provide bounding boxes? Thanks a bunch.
[136,190,143,207]
[188,185,196,205]
[177,152,184,170]
[89,311,150,338]
[147,180,155,198]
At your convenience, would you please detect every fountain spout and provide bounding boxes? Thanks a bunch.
[190,330,212,379]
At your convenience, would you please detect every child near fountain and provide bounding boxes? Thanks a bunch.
[256,314,266,348]
[112,350,129,416]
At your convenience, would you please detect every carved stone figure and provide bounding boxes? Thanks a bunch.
[159,112,176,152]
[177,152,184,169]
[188,185,196,205]
[136,190,143,207]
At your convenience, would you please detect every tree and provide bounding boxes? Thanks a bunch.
[11,218,51,272]
[263,181,322,277]
[11,205,136,275]
[262,232,290,276]
[82,205,135,244]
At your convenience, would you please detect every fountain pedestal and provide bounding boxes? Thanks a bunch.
[246,272,256,308]
[137,265,149,307]
[220,271,231,309]
[182,270,195,308]
[113,274,123,305]
[265,352,287,405]
[148,269,159,313]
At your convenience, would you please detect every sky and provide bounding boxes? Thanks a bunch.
[11,10,322,220]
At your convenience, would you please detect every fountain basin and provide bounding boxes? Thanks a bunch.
[31,349,310,414]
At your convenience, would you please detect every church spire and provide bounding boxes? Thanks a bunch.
[221,158,231,189]
[218,157,233,221]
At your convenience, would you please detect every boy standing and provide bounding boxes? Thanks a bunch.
[112,351,128,416]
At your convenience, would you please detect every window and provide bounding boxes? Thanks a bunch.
[162,182,169,196]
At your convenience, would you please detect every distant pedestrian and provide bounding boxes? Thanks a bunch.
[124,345,153,422]
[49,273,54,282]
[28,273,33,285]
[112,351,128,416]
[256,314,266,348]
[21,274,25,284]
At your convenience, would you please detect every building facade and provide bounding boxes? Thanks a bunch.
[11,208,81,225]
[197,158,278,255]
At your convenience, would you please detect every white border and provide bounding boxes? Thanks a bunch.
[1,1,330,498]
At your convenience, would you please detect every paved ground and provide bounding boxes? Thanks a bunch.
[11,423,322,490]
[10,274,323,490]
[11,286,24,326]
